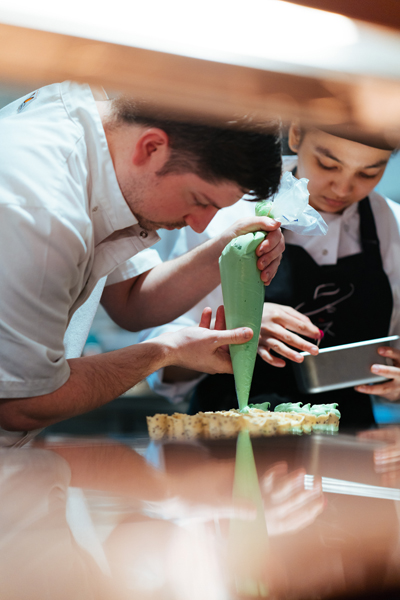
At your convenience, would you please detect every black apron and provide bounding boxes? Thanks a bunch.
[190,197,393,428]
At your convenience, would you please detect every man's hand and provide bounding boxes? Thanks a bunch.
[258,303,320,367]
[157,306,252,375]
[220,216,285,285]
[355,347,400,401]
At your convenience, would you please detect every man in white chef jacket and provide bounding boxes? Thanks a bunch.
[0,81,284,444]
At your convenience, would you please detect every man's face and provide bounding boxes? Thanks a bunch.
[121,170,245,233]
[291,128,391,214]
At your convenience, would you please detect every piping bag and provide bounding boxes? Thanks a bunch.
[219,172,327,410]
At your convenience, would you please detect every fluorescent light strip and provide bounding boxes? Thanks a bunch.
[304,475,400,501]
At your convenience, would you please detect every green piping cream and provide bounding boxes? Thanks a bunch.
[240,402,271,414]
[219,231,266,409]
[219,197,277,410]
[274,402,341,419]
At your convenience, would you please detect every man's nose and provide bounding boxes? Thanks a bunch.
[185,206,218,233]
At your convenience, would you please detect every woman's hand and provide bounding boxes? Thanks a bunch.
[359,426,400,467]
[355,346,400,401]
[262,462,325,536]
[358,427,400,488]
[258,303,321,367]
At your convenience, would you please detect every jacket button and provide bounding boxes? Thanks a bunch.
[140,230,148,238]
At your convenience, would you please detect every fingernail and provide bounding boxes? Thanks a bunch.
[371,365,381,374]
[316,329,324,348]
[263,272,270,284]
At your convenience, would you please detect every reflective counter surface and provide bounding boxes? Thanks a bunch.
[3,428,400,600]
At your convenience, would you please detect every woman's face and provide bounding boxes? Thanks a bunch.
[289,126,391,214]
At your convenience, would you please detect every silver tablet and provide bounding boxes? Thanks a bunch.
[292,335,399,394]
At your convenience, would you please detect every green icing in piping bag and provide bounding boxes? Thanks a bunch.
[219,199,276,410]
[219,231,266,410]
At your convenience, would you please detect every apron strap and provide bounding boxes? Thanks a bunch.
[358,197,384,270]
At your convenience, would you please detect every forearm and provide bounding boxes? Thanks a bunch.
[102,217,283,331]
[0,340,170,431]
[0,320,252,431]
[104,236,225,331]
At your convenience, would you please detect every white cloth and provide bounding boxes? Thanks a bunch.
[0,81,161,400]
[140,156,400,403]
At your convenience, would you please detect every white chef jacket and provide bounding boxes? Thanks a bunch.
[0,81,161,401]
[141,156,400,404]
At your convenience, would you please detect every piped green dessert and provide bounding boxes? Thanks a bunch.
[274,402,341,433]
[240,402,271,414]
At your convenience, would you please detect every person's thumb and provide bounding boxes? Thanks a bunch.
[216,327,253,347]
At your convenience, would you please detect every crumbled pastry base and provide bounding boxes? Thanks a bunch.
[147,408,339,441]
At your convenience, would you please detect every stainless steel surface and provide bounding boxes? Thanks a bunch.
[293,335,400,394]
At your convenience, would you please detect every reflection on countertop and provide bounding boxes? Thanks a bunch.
[2,430,400,599]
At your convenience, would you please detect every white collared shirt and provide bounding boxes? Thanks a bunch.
[141,156,400,403]
[0,81,161,398]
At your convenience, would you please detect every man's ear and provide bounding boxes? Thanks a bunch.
[132,128,170,168]
[288,122,302,154]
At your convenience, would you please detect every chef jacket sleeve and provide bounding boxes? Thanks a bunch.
[105,248,162,286]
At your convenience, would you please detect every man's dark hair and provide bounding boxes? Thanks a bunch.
[109,97,282,202]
